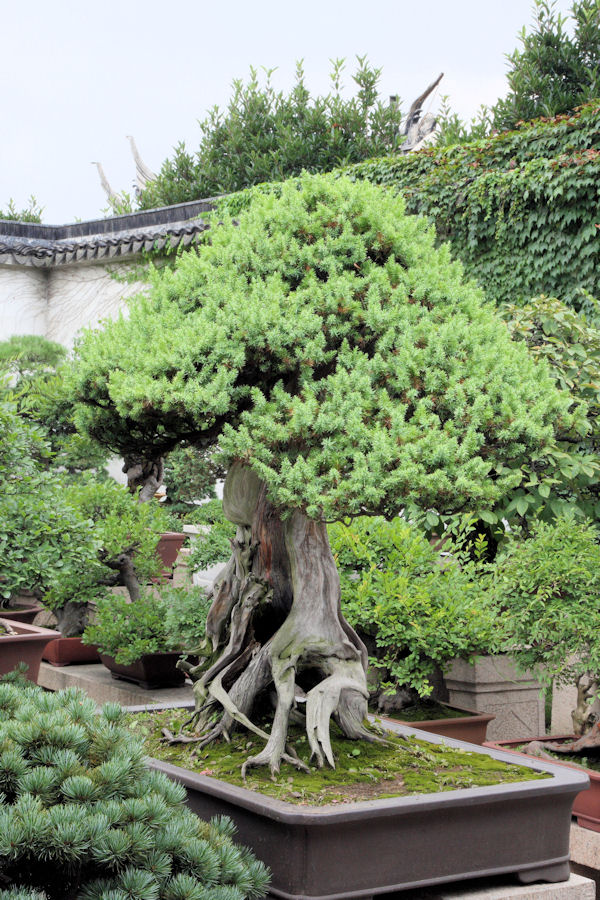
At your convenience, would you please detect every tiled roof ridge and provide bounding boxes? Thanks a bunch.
[0,197,218,267]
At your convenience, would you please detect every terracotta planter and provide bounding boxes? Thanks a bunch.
[42,636,100,667]
[0,619,61,682]
[381,701,495,745]
[155,532,186,577]
[0,603,44,624]
[129,704,587,899]
[100,651,185,689]
[485,734,600,833]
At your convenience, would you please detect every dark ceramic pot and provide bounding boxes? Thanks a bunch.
[485,735,600,833]
[0,603,44,624]
[0,619,61,682]
[42,636,100,667]
[380,701,495,745]
[100,652,185,689]
[155,532,186,577]
[129,704,587,899]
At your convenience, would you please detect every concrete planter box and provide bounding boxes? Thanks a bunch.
[42,636,100,667]
[100,651,185,689]
[0,618,61,682]
[381,702,495,745]
[131,705,587,900]
[485,736,600,834]
[444,654,546,742]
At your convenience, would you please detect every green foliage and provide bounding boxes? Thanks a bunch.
[0,402,101,605]
[0,336,108,476]
[72,174,567,522]
[346,102,600,309]
[492,0,600,131]
[163,445,220,518]
[186,500,236,571]
[0,196,43,223]
[83,585,210,664]
[489,295,600,526]
[138,58,405,208]
[494,515,600,692]
[329,516,498,698]
[0,683,270,899]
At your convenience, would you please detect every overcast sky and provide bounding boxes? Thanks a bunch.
[1,0,575,224]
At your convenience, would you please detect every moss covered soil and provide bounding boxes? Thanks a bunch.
[129,709,549,807]
[378,701,467,722]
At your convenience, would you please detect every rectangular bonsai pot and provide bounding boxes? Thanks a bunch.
[380,701,495,745]
[485,735,600,833]
[100,652,185,689]
[0,618,61,682]
[133,705,588,899]
[0,603,44,624]
[42,636,100,666]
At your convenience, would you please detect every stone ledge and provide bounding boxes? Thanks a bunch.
[571,822,600,871]
[401,873,594,899]
[37,661,194,707]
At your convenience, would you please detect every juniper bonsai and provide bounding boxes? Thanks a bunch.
[71,173,570,774]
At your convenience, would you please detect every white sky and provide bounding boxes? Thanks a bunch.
[0,0,575,224]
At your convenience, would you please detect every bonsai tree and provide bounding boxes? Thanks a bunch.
[0,680,270,899]
[329,515,498,709]
[494,514,600,741]
[83,585,211,665]
[70,174,569,774]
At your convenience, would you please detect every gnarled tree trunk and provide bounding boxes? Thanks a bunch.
[181,462,371,774]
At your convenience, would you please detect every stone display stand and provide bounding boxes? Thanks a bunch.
[570,822,600,894]
[444,655,545,742]
[37,661,194,707]
[400,873,594,899]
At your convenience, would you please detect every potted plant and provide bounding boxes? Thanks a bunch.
[0,618,61,682]
[329,514,499,743]
[83,584,211,688]
[37,476,173,665]
[0,679,270,899]
[70,175,576,891]
[484,514,600,830]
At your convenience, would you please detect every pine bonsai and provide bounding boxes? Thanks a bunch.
[71,173,569,774]
[0,681,269,900]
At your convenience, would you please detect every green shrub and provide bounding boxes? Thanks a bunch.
[0,683,270,899]
[494,514,600,734]
[138,58,405,209]
[186,500,236,572]
[330,516,498,699]
[83,585,210,664]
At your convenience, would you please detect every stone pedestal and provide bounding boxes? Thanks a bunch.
[444,655,545,741]
[570,822,600,894]
[399,873,595,899]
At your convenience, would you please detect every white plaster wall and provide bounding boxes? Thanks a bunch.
[0,266,48,340]
[46,262,148,347]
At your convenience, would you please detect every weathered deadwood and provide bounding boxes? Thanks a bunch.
[176,464,372,775]
[122,454,164,503]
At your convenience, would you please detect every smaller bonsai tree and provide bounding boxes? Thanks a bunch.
[0,681,270,900]
[83,585,211,665]
[495,514,600,740]
[329,515,498,709]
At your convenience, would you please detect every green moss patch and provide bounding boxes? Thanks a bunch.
[379,701,467,722]
[129,710,549,807]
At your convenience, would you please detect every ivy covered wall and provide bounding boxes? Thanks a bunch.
[346,102,600,309]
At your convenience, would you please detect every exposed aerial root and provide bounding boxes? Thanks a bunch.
[306,675,369,768]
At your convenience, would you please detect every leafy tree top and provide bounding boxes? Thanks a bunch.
[492,0,600,131]
[138,58,405,209]
[72,174,568,520]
